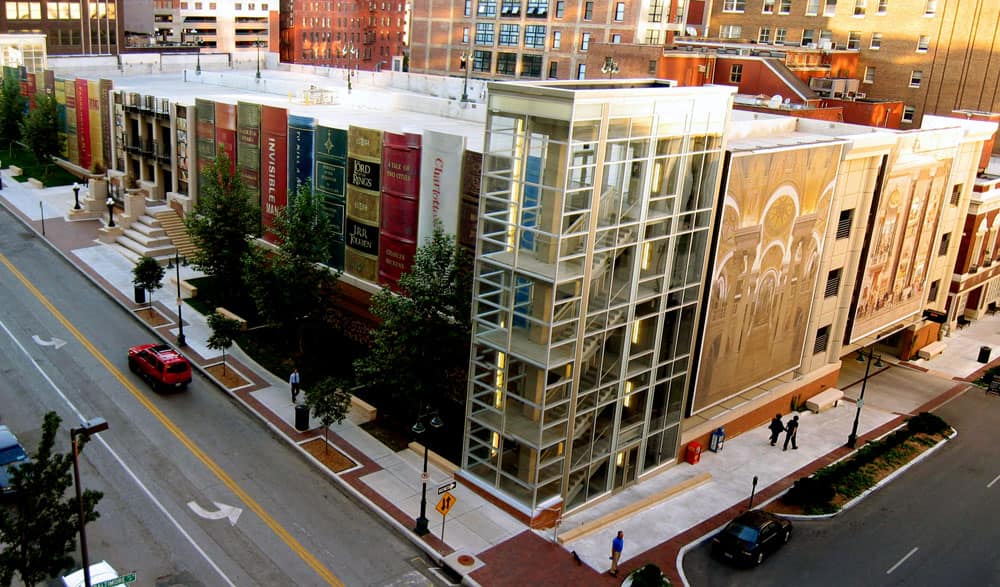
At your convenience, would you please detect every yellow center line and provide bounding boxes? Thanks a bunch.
[0,252,343,587]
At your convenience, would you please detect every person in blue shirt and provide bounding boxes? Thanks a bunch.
[610,530,624,576]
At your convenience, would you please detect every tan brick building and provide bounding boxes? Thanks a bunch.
[706,0,1000,135]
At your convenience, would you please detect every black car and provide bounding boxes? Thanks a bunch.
[0,426,29,495]
[711,510,792,566]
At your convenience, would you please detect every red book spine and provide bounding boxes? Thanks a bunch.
[260,105,288,243]
[378,132,421,290]
[75,79,91,170]
[215,103,237,173]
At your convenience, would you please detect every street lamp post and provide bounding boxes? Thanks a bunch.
[168,252,187,347]
[255,39,263,79]
[412,407,443,536]
[601,56,620,79]
[105,197,115,228]
[189,29,201,73]
[460,50,472,102]
[71,417,109,587]
[341,42,357,92]
[73,182,81,210]
[847,347,884,448]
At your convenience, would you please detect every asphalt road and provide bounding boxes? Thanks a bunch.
[682,385,1000,586]
[0,209,439,585]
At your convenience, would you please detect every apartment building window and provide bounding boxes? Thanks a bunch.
[648,0,663,21]
[497,52,516,75]
[758,27,771,44]
[577,63,586,79]
[6,1,41,18]
[645,30,661,44]
[476,22,495,45]
[722,0,745,12]
[583,1,592,19]
[806,0,819,15]
[762,0,774,13]
[465,0,472,16]
[924,0,935,15]
[463,27,470,43]
[814,325,831,354]
[837,209,853,239]
[916,35,930,52]
[775,28,787,43]
[863,66,876,83]
[909,70,923,87]
[580,32,591,50]
[950,184,962,206]
[552,30,561,48]
[611,33,621,43]
[870,32,882,49]
[802,29,816,46]
[649,60,657,74]
[525,24,545,48]
[730,64,743,83]
[820,29,833,45]
[848,31,861,49]
[478,0,496,16]
[614,2,624,20]
[877,0,887,13]
[499,24,519,45]
[548,61,557,78]
[721,24,742,39]
[824,0,837,16]
[555,0,563,17]
[526,0,547,17]
[854,0,865,15]
[473,49,492,72]
[928,279,939,303]
[779,0,791,14]
[522,54,542,77]
[825,269,842,298]
[939,232,950,256]
[902,105,915,122]
[500,0,520,16]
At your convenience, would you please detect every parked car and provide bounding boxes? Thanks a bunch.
[0,425,30,495]
[128,343,192,391]
[711,510,792,566]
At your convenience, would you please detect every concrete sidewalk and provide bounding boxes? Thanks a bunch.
[1,169,995,586]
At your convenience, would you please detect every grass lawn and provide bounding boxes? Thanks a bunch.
[2,143,80,186]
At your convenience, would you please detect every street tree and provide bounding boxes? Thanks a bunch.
[19,92,61,172]
[354,220,472,418]
[131,256,165,316]
[0,76,26,154]
[0,412,103,587]
[303,376,352,453]
[244,180,339,351]
[184,151,259,306]
[206,312,243,375]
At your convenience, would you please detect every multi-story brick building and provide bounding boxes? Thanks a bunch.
[0,0,122,54]
[279,0,407,71]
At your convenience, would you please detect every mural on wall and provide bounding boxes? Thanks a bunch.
[849,136,953,342]
[692,143,843,413]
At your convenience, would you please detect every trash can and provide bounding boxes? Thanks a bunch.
[133,286,145,304]
[294,403,309,431]
[979,346,992,364]
[685,441,702,465]
[709,427,726,452]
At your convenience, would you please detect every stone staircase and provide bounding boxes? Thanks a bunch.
[111,205,197,265]
[154,208,197,259]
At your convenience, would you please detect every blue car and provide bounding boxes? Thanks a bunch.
[0,425,30,495]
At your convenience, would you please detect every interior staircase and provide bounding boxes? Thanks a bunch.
[111,205,197,265]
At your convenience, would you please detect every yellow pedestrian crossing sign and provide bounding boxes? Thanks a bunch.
[436,492,456,516]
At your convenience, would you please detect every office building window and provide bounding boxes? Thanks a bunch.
[722,0,745,12]
[463,27,470,43]
[909,70,922,87]
[775,28,787,43]
[814,325,830,354]
[877,0,887,13]
[916,35,929,52]
[870,32,881,49]
[854,0,865,15]
[614,1,624,20]
[525,25,545,48]
[577,63,586,79]
[500,0,520,15]
[802,29,816,46]
[863,66,876,83]
[611,33,621,43]
[758,27,771,44]
[825,269,842,297]
[848,31,861,49]
[548,61,557,78]
[762,0,774,13]
[475,23,495,45]
[477,0,496,16]
[939,232,950,256]
[903,105,915,122]
[648,60,656,74]
[928,279,939,302]
[950,184,962,206]
[473,49,492,72]
[648,0,663,21]
[837,209,853,239]
[806,0,819,15]
[721,24,742,39]
[552,30,561,48]
[645,30,661,44]
[522,54,542,77]
[465,0,472,16]
[779,0,791,13]
[580,32,590,50]
[496,52,516,75]
[730,64,743,82]
[526,0,547,17]
[555,0,563,17]
[584,0,592,19]
[499,24,519,45]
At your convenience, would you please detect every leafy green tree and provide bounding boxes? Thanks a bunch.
[207,312,243,375]
[304,376,353,453]
[0,75,26,153]
[19,92,61,169]
[184,150,259,305]
[354,220,472,417]
[0,412,103,587]
[244,180,339,351]
[131,256,165,315]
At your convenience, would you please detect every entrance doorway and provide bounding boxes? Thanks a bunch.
[612,444,640,491]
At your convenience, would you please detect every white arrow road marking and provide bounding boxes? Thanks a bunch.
[187,500,243,526]
[32,335,66,349]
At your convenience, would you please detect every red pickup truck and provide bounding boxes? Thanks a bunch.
[128,343,192,391]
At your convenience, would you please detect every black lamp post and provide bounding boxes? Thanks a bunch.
[847,347,884,448]
[105,197,115,228]
[341,42,357,92]
[71,417,109,587]
[412,407,443,536]
[460,50,471,102]
[73,182,81,210]
[190,29,201,73]
[601,56,620,78]
[255,39,263,79]
[168,252,187,347]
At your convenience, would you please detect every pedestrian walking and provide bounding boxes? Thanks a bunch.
[783,415,799,450]
[768,413,785,446]
[289,367,301,402]
[609,530,624,577]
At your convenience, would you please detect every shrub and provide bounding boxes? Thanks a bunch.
[628,564,670,587]
[784,476,834,508]
[906,411,948,435]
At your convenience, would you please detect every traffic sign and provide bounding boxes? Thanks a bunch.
[93,573,136,587]
[437,480,456,495]
[435,492,457,516]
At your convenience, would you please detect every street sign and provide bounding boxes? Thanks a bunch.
[437,480,457,495]
[93,573,136,587]
[435,492,456,516]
